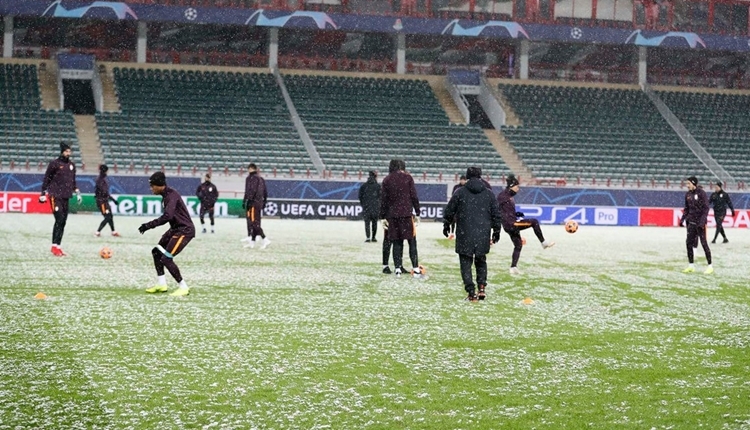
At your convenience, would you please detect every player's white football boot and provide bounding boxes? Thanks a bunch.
[509,267,522,275]
[542,240,555,249]
[261,238,271,249]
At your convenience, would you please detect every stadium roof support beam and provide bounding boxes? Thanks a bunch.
[638,46,647,85]
[396,33,405,74]
[519,39,529,80]
[3,15,12,58]
[137,21,146,64]
[269,28,278,69]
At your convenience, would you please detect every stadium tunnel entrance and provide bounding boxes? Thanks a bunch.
[62,79,96,115]
[465,95,494,129]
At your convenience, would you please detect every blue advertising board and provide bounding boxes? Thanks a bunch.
[5,172,750,210]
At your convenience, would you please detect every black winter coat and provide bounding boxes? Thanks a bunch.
[444,178,502,256]
[358,178,381,217]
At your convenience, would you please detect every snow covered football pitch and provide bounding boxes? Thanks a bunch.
[1,213,749,429]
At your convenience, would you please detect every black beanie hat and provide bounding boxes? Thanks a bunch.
[59,142,71,153]
[466,167,482,179]
[149,171,167,187]
[716,180,723,188]
[99,164,109,174]
[687,176,698,187]
[506,174,519,188]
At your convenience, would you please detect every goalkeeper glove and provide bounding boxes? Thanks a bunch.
[138,224,149,234]
[515,211,524,218]
[75,189,82,204]
[39,194,47,203]
[413,216,421,227]
[442,223,450,237]
[381,219,389,230]
[492,230,500,244]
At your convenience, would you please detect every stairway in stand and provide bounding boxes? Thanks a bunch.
[38,61,61,111]
[425,76,467,124]
[74,115,103,170]
[99,65,121,112]
[483,129,536,184]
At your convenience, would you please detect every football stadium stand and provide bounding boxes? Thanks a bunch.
[0,63,79,166]
[497,82,713,183]
[658,90,750,183]
[96,67,316,173]
[283,73,512,178]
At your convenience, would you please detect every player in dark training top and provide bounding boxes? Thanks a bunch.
[496,174,555,275]
[680,176,713,274]
[40,142,82,256]
[196,173,219,234]
[241,163,270,249]
[139,172,196,296]
[709,181,735,244]
[94,164,120,238]
[380,159,424,279]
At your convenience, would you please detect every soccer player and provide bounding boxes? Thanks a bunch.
[379,159,423,278]
[196,173,219,234]
[139,172,195,296]
[39,142,81,256]
[241,163,270,249]
[497,174,555,274]
[381,226,393,274]
[448,174,467,240]
[680,176,713,274]
[709,180,735,244]
[358,170,380,242]
[444,167,502,301]
[94,164,120,238]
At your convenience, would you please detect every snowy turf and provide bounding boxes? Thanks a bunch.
[0,213,749,429]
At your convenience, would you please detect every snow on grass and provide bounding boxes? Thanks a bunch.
[0,213,749,429]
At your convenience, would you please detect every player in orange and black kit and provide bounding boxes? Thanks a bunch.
[241,163,270,249]
[139,172,195,296]
[196,173,219,234]
[496,174,555,275]
[680,176,713,274]
[40,142,81,256]
[94,164,120,238]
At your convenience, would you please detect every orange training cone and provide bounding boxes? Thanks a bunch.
[34,292,48,300]
[522,297,534,305]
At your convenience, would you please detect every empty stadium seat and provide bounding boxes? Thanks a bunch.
[0,64,80,165]
[658,90,750,183]
[499,84,712,183]
[284,74,511,178]
[98,68,316,172]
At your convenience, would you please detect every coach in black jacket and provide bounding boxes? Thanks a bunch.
[358,171,380,242]
[443,167,502,302]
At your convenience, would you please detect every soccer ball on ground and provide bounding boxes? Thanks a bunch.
[99,246,113,259]
[565,220,579,234]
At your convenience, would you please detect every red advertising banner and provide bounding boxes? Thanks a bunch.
[640,208,750,227]
[0,192,52,214]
